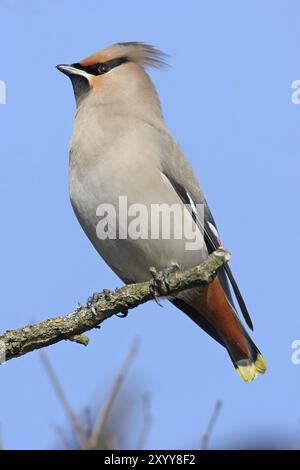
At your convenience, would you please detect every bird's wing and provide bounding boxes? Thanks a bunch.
[162,171,253,331]
[203,203,253,330]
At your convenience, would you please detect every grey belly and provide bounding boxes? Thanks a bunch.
[69,159,207,283]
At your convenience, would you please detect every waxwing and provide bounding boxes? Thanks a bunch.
[57,42,266,382]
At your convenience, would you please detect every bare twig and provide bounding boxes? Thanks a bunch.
[0,249,230,363]
[87,338,140,449]
[39,350,87,449]
[53,424,71,450]
[0,425,4,450]
[201,400,223,450]
[136,392,152,450]
[82,407,93,437]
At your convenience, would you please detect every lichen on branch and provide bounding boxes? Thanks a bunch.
[0,248,230,363]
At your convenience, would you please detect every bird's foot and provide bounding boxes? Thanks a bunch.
[87,288,128,319]
[116,309,128,318]
[87,289,111,316]
[149,263,181,306]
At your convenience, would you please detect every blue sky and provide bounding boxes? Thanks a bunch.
[0,0,300,449]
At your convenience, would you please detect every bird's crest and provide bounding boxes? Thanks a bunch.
[79,42,169,69]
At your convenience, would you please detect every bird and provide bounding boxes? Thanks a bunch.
[57,42,266,382]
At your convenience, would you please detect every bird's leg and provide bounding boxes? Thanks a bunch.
[87,289,112,316]
[149,263,181,306]
[87,288,129,319]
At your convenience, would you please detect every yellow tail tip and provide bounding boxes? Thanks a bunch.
[236,354,267,382]
[254,354,267,374]
[236,362,258,382]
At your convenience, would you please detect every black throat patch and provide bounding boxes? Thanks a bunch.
[69,74,90,105]
[69,56,128,105]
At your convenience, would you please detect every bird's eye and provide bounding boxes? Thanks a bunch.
[97,63,110,74]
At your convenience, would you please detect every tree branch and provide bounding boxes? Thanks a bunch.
[201,400,223,450]
[0,248,230,364]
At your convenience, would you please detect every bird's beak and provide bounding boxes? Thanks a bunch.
[56,64,89,79]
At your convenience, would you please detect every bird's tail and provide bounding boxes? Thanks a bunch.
[172,276,267,382]
[227,331,267,382]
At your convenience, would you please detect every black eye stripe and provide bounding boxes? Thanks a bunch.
[73,57,128,76]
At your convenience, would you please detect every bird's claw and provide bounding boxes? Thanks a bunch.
[116,310,128,318]
[149,264,181,305]
[87,289,112,316]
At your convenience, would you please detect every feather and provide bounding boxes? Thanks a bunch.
[80,42,169,69]
[117,42,169,68]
